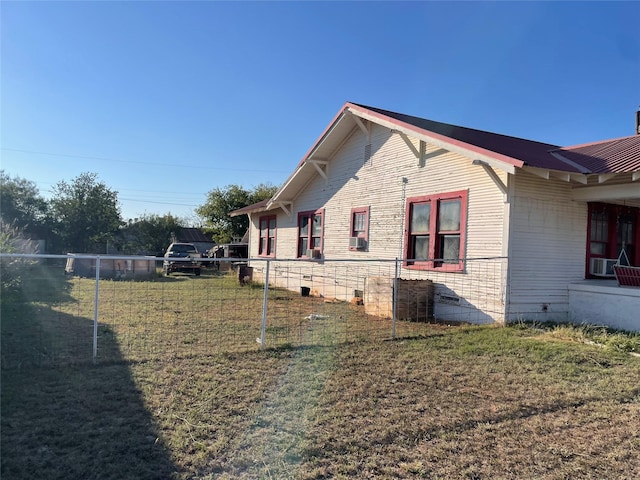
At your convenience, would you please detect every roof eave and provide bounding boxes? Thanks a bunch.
[345,103,523,174]
[270,102,543,206]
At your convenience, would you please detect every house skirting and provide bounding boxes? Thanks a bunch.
[568,281,640,332]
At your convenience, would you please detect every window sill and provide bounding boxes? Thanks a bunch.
[404,261,464,273]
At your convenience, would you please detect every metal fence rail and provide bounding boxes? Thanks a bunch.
[0,254,507,368]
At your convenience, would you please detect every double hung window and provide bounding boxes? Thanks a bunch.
[298,210,324,257]
[405,190,467,271]
[349,206,370,250]
[258,215,276,256]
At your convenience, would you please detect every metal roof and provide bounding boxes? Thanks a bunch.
[551,135,640,174]
[352,103,569,171]
[233,103,640,215]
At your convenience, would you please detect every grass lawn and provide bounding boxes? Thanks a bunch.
[2,267,640,479]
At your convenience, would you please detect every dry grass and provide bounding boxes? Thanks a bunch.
[2,265,639,479]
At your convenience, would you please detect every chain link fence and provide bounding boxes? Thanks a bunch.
[0,254,507,368]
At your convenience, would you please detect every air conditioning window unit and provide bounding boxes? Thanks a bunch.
[349,237,366,249]
[306,249,321,259]
[590,258,617,277]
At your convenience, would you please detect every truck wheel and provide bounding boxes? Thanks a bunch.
[195,269,201,277]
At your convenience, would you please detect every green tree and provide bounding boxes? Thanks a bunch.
[117,213,185,255]
[0,171,50,239]
[196,183,278,243]
[49,172,122,253]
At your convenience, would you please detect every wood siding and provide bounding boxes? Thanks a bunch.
[507,171,587,321]
[247,123,509,323]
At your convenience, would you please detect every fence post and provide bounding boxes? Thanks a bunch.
[392,258,398,339]
[259,260,270,350]
[93,256,100,364]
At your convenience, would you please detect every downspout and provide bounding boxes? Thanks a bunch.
[502,174,514,324]
[393,177,409,334]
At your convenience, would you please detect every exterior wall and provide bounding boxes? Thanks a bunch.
[569,281,640,332]
[507,171,587,322]
[248,123,509,323]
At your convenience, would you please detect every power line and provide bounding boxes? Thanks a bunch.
[1,147,289,173]
[118,197,200,207]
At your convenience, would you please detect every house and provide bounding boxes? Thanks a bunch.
[172,227,216,254]
[232,102,640,331]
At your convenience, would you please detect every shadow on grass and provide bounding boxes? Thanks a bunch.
[1,265,179,479]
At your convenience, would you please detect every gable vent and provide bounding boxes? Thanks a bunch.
[364,143,372,166]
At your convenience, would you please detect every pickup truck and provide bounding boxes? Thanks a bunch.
[162,243,203,276]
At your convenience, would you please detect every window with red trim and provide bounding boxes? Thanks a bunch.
[298,210,323,257]
[349,206,369,250]
[404,190,467,271]
[586,203,639,277]
[258,215,276,256]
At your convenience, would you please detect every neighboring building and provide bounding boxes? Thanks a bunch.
[232,102,640,331]
[173,228,216,254]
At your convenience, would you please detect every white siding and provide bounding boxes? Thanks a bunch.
[507,171,587,322]
[248,123,509,324]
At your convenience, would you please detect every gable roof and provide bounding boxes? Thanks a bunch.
[231,102,639,215]
[351,103,567,172]
[229,199,269,218]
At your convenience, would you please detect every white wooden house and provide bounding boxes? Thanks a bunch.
[232,103,640,331]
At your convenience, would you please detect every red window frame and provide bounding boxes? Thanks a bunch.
[258,215,277,257]
[586,202,639,277]
[349,206,370,251]
[404,190,467,272]
[297,209,324,258]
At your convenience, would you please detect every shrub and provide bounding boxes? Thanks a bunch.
[0,220,38,295]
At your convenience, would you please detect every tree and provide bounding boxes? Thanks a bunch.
[49,172,122,253]
[196,183,278,243]
[117,213,185,256]
[0,171,49,238]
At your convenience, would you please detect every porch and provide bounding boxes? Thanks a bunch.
[568,280,640,332]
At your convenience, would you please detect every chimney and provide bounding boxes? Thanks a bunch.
[637,106,640,135]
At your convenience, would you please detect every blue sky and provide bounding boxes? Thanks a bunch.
[2,1,639,222]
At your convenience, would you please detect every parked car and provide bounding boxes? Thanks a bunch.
[163,243,202,276]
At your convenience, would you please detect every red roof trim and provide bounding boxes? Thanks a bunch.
[229,198,270,217]
[296,102,353,168]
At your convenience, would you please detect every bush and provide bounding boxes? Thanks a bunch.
[0,220,38,295]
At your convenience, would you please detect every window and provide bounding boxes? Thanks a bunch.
[298,210,324,257]
[349,206,370,250]
[258,215,276,256]
[587,203,639,277]
[404,190,467,271]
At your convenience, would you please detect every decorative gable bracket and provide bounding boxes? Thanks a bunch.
[351,114,370,137]
[395,131,427,166]
[276,201,292,217]
[472,160,507,197]
[307,159,328,182]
